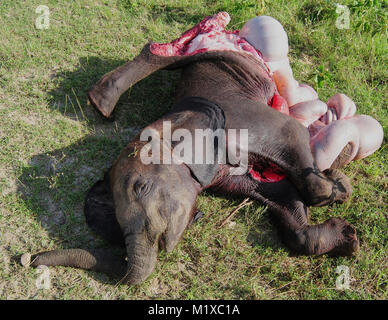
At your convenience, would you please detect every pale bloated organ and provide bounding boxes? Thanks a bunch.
[240,16,383,170]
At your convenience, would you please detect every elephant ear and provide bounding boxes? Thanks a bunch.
[84,171,125,247]
[167,96,226,187]
[155,97,225,252]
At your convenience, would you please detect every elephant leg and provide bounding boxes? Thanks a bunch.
[209,167,359,256]
[223,98,352,208]
[87,43,181,118]
[265,118,353,208]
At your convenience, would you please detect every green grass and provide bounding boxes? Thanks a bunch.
[0,0,387,300]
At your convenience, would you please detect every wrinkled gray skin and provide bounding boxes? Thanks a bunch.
[21,44,359,286]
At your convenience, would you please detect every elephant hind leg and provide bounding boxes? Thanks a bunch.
[256,180,358,256]
[84,176,125,247]
[291,218,359,256]
[209,171,359,256]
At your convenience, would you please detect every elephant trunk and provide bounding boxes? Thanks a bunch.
[21,248,127,279]
[21,234,160,285]
[120,232,159,285]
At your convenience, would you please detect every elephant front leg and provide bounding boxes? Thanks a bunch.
[227,98,352,207]
[209,170,359,256]
[273,118,353,207]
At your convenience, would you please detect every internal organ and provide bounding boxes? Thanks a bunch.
[240,15,383,171]
[150,12,383,180]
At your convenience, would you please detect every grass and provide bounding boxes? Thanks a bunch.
[0,0,386,300]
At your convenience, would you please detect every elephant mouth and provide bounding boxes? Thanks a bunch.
[157,234,166,252]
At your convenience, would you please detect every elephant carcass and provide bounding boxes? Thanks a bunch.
[21,13,358,286]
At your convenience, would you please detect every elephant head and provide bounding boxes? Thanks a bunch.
[108,138,201,284]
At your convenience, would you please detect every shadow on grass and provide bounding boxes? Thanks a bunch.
[207,192,284,252]
[47,55,180,128]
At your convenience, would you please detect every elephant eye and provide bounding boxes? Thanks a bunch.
[133,179,153,199]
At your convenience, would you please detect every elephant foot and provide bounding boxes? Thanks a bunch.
[325,219,360,257]
[295,218,359,257]
[300,167,352,207]
[88,81,117,118]
[323,168,352,204]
